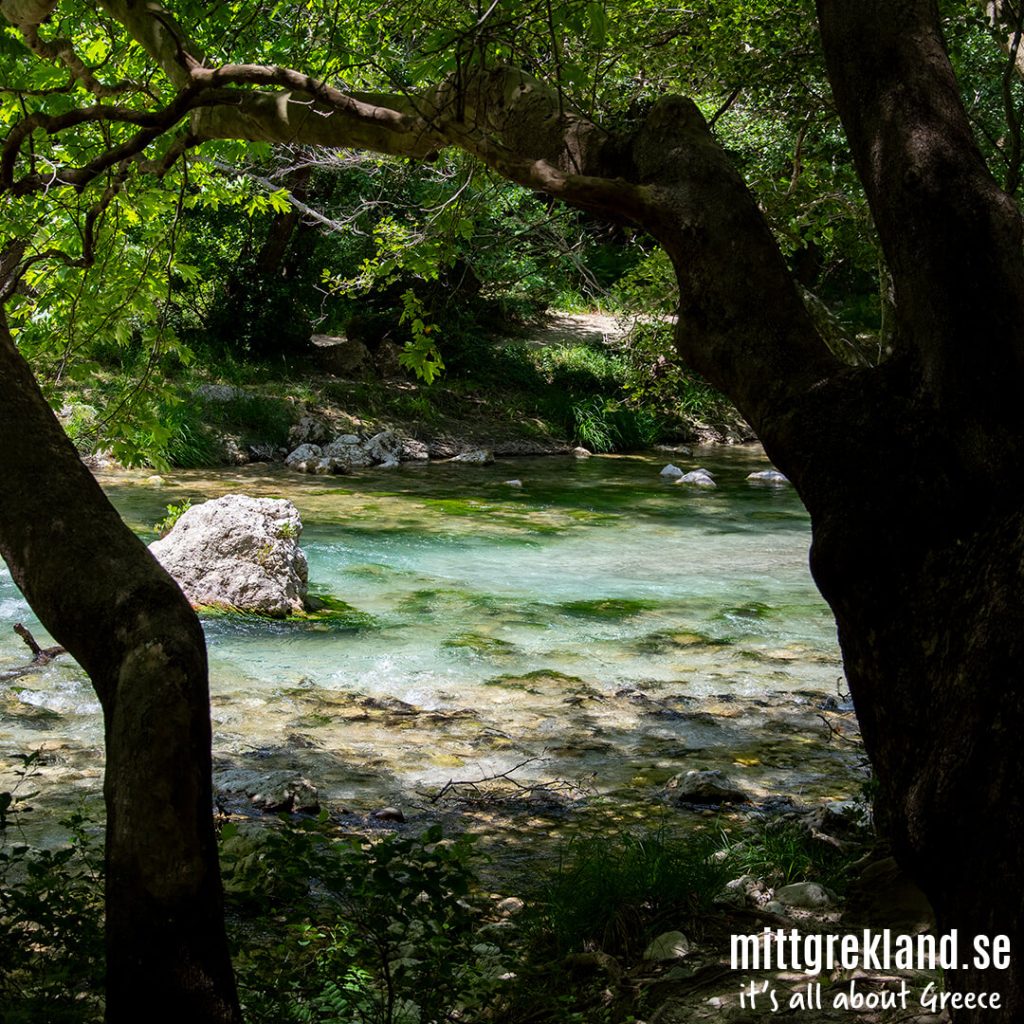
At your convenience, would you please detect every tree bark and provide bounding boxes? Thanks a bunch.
[0,314,241,1023]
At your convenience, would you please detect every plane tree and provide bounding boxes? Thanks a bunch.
[3,1,1024,1021]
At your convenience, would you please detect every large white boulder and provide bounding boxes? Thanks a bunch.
[149,495,308,617]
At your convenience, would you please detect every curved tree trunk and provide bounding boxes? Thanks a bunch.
[0,314,241,1023]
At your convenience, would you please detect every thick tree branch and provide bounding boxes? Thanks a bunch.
[93,0,201,88]
[819,0,1024,433]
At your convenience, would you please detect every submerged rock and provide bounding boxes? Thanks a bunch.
[215,767,320,814]
[149,494,308,617]
[666,769,749,805]
[747,469,789,485]
[449,448,495,465]
[676,469,716,488]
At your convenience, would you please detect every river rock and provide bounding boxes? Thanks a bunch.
[149,494,308,617]
[288,415,333,447]
[660,463,684,478]
[842,856,935,931]
[312,456,351,475]
[371,806,405,823]
[573,446,592,458]
[285,443,323,472]
[375,339,404,377]
[215,767,320,814]
[222,438,249,466]
[323,436,373,467]
[643,931,691,961]
[774,881,835,909]
[676,469,716,487]
[365,430,403,465]
[504,479,523,488]
[400,437,430,461]
[497,896,525,916]
[666,769,749,805]
[247,442,276,462]
[747,469,789,485]
[450,448,494,465]
[314,335,372,376]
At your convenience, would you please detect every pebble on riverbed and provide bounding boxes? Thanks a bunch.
[665,768,749,805]
[371,806,406,823]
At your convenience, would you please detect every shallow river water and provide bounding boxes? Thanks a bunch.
[0,447,862,838]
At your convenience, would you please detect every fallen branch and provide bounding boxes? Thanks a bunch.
[425,756,595,806]
[0,623,67,681]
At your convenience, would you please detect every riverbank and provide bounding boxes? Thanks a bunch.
[58,312,753,472]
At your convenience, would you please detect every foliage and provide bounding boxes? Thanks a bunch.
[221,818,505,1024]
[719,817,866,895]
[0,754,105,1023]
[154,499,192,537]
[532,826,734,958]
[619,320,732,421]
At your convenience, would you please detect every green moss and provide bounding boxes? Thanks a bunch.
[396,588,451,614]
[292,712,333,728]
[631,629,734,654]
[442,632,517,654]
[296,594,381,630]
[423,498,495,517]
[484,668,588,693]
[557,597,659,619]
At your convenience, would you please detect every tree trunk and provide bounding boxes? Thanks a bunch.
[0,314,241,1023]
[802,7,1024,1015]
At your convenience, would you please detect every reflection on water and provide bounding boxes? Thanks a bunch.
[0,448,857,829]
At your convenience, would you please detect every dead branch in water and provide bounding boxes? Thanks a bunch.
[1,623,67,681]
[425,756,596,806]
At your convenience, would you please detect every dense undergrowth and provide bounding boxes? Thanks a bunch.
[51,310,735,470]
[1,756,870,1024]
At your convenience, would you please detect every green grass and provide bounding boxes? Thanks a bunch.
[531,826,735,958]
[718,818,866,895]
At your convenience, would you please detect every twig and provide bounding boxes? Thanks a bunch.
[429,756,544,803]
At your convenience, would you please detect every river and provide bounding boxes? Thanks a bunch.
[0,447,862,841]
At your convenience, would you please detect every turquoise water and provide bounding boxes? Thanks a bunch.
[0,448,852,821]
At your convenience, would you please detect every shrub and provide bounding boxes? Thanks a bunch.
[0,754,105,1023]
